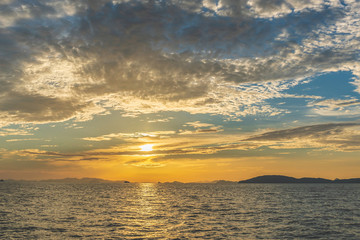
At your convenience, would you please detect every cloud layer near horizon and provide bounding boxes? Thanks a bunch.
[1,0,360,125]
[7,121,359,168]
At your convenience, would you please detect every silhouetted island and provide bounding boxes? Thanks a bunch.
[238,175,360,183]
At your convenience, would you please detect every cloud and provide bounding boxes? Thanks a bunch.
[0,0,359,124]
[248,0,342,18]
[179,121,223,134]
[6,138,40,142]
[0,92,89,122]
[40,145,57,148]
[147,117,174,123]
[246,122,359,140]
[308,98,360,116]
[3,121,359,172]
[124,159,166,168]
[185,121,215,128]
[0,128,32,136]
[82,130,176,141]
[18,141,257,161]
[245,122,360,151]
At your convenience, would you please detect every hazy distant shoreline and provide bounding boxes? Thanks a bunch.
[237,175,360,183]
[2,175,360,183]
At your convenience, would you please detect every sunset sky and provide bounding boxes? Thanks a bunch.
[1,0,360,182]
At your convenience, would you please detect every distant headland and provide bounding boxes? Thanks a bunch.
[2,176,360,184]
[238,175,360,183]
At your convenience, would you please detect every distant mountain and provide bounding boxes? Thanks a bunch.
[239,175,299,183]
[333,178,360,183]
[238,175,360,183]
[298,177,332,183]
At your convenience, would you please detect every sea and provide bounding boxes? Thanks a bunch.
[1,181,359,239]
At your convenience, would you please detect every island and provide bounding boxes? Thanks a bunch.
[238,175,360,183]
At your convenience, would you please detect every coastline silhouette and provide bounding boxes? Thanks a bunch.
[238,175,360,183]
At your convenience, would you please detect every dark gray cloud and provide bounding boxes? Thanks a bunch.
[335,100,360,106]
[246,122,360,141]
[0,91,90,122]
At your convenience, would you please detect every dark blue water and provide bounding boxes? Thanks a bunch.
[1,182,359,239]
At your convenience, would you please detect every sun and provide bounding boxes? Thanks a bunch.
[139,144,153,151]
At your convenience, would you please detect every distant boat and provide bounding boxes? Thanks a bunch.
[124,181,130,183]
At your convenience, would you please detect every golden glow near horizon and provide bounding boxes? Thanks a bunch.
[1,0,360,182]
[140,144,154,152]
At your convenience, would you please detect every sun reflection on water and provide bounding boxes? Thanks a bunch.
[139,183,157,200]
[138,183,158,218]
[138,183,158,214]
[130,183,170,238]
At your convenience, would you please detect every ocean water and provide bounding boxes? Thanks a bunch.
[1,182,360,239]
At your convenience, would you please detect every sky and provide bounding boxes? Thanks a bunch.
[0,0,360,182]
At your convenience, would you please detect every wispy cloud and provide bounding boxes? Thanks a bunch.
[6,138,40,142]
[14,122,360,165]
[308,98,360,116]
[0,128,33,136]
[147,117,174,123]
[245,122,360,151]
[82,131,176,141]
[0,120,358,180]
[179,121,223,134]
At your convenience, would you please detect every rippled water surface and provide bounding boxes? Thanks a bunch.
[1,182,360,239]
